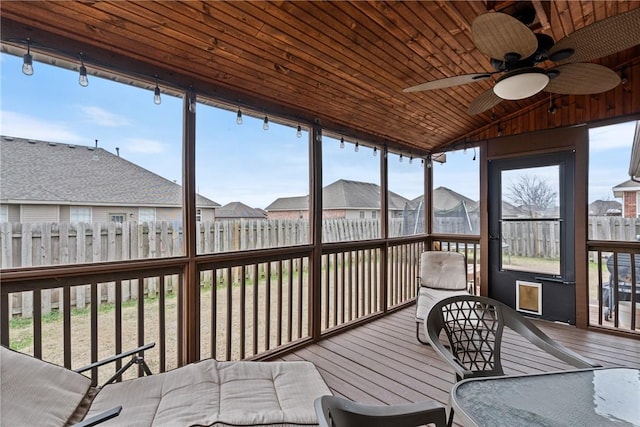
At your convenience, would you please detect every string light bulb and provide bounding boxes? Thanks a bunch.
[22,39,34,76]
[354,142,359,152]
[263,115,269,130]
[153,76,161,105]
[78,55,89,87]
[236,109,243,125]
[296,124,302,138]
[373,147,377,157]
[399,154,403,163]
[497,124,503,137]
[188,87,196,113]
[409,155,413,164]
[340,136,345,149]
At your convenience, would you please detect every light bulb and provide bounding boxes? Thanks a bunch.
[340,137,345,149]
[354,142,359,152]
[421,159,425,168]
[153,86,161,105]
[263,116,269,130]
[373,147,377,157]
[427,159,432,168]
[399,154,403,163]
[22,49,33,76]
[236,109,243,125]
[296,125,302,138]
[409,156,413,164]
[78,64,89,87]
[188,93,196,113]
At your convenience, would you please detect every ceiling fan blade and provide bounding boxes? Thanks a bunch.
[467,88,503,115]
[403,73,492,92]
[472,12,538,61]
[544,63,621,95]
[550,8,640,64]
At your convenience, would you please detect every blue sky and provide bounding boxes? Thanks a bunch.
[1,53,636,208]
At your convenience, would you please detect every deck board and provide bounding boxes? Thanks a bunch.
[280,305,640,424]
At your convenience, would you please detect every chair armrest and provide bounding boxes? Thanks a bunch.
[74,406,122,427]
[74,343,155,374]
[504,312,601,369]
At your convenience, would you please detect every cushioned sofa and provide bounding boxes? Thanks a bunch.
[0,346,332,427]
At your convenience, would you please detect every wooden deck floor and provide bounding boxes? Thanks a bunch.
[280,305,640,423]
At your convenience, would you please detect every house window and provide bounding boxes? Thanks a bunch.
[139,208,156,223]
[360,211,365,219]
[70,206,92,223]
[0,205,7,223]
[371,210,377,219]
[109,213,125,223]
[637,192,640,218]
[196,208,202,222]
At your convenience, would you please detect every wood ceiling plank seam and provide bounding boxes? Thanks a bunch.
[553,0,577,41]
[208,0,410,118]
[70,2,403,141]
[392,2,498,126]
[93,2,249,61]
[251,1,424,108]
[385,2,494,135]
[230,2,444,149]
[337,1,476,135]
[580,2,596,27]
[389,1,496,117]
[22,2,241,77]
[319,2,470,141]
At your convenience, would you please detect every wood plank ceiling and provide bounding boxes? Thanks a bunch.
[1,1,639,154]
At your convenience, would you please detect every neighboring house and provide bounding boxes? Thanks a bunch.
[0,136,219,224]
[613,179,640,218]
[589,200,622,216]
[265,179,409,220]
[215,201,267,220]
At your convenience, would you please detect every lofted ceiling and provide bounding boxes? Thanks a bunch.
[1,1,639,155]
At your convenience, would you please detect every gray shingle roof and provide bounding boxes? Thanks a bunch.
[216,201,266,219]
[0,136,219,207]
[265,179,409,211]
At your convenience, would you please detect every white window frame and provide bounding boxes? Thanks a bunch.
[138,207,156,223]
[0,205,8,222]
[70,206,92,223]
[109,213,126,223]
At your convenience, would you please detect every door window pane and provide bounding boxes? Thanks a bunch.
[501,166,560,275]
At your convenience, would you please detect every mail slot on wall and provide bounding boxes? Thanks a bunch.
[516,280,542,315]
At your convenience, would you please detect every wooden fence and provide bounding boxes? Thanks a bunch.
[2,216,637,317]
[502,216,640,259]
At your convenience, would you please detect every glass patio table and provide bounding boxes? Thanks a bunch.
[450,368,640,426]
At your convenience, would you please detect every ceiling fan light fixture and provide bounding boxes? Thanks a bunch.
[493,67,549,100]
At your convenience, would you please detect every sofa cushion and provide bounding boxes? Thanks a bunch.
[419,251,467,290]
[86,359,331,426]
[0,346,92,427]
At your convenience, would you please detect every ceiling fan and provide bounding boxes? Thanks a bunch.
[403,8,640,115]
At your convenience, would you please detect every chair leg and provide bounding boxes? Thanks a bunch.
[446,406,455,427]
[416,321,430,345]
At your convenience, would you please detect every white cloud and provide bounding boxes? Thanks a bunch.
[0,110,84,143]
[124,138,166,154]
[80,106,131,127]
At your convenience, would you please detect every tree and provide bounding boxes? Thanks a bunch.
[506,175,557,217]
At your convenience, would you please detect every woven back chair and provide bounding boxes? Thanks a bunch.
[426,295,600,382]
